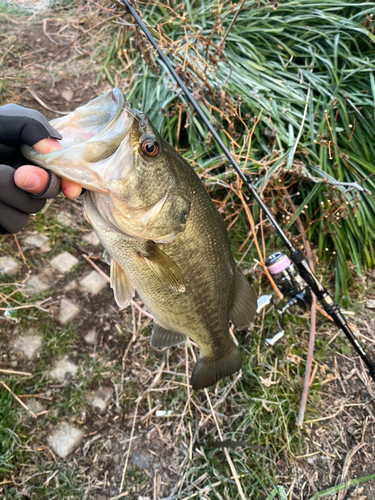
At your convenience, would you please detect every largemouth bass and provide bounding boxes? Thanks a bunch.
[22,88,257,390]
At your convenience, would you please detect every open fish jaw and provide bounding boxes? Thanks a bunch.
[50,87,126,149]
[21,88,135,193]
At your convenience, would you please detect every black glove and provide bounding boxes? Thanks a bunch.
[0,104,63,234]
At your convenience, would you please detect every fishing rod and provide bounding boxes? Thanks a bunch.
[121,0,375,382]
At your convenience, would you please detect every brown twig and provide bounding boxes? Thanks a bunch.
[0,369,32,376]
[236,188,283,299]
[284,191,317,428]
[28,88,70,115]
[0,298,51,312]
[1,381,37,418]
[13,235,28,271]
[82,254,110,282]
[219,0,246,49]
[337,442,366,500]
[119,400,139,493]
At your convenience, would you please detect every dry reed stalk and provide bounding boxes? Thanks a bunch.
[1,381,37,418]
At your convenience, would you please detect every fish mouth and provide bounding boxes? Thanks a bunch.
[46,88,129,151]
[49,87,129,149]
[21,88,136,191]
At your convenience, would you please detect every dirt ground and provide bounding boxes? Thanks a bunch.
[1,3,375,500]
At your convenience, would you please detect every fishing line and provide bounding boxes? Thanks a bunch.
[121,0,375,382]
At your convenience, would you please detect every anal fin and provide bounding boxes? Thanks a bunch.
[190,344,242,390]
[151,322,187,349]
[110,259,135,309]
[230,268,257,330]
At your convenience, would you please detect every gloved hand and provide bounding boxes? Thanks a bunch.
[0,104,81,234]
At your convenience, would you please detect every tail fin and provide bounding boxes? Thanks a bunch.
[190,344,242,390]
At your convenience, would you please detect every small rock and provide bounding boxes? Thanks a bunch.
[23,233,51,252]
[88,387,113,414]
[366,299,375,309]
[58,298,80,324]
[82,231,101,246]
[61,89,74,102]
[113,453,120,464]
[56,212,73,226]
[50,252,79,273]
[50,355,78,382]
[47,422,84,458]
[0,256,20,276]
[84,329,98,345]
[12,334,42,359]
[25,276,49,294]
[347,425,356,436]
[131,451,152,469]
[80,271,108,295]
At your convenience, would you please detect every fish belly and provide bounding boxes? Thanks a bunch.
[85,190,236,359]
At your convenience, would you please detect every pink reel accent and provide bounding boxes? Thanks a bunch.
[267,254,291,275]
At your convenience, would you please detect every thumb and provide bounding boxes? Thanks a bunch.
[14,138,62,194]
[32,137,62,153]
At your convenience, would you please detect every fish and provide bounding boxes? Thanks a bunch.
[22,88,257,390]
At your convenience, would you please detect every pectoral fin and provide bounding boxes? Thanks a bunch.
[110,259,135,308]
[150,322,187,349]
[143,241,185,293]
[229,268,257,330]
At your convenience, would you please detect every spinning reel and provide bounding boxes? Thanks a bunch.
[256,252,313,347]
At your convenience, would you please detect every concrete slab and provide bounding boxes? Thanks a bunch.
[25,276,49,294]
[79,270,108,295]
[50,252,79,273]
[23,233,51,252]
[12,333,42,359]
[58,299,80,325]
[49,355,78,382]
[47,422,84,458]
[0,256,20,276]
[88,387,113,414]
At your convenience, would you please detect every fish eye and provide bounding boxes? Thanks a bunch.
[141,138,159,157]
